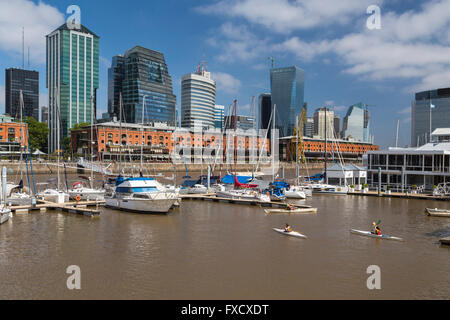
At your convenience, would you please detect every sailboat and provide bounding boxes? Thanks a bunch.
[105,94,178,213]
[215,100,270,202]
[68,95,105,201]
[37,86,69,204]
[0,167,12,225]
[310,109,348,195]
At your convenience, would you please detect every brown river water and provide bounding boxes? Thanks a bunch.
[0,171,449,300]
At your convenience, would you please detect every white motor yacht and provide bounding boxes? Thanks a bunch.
[105,177,178,214]
[68,180,105,201]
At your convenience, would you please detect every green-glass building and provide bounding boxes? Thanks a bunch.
[46,23,99,152]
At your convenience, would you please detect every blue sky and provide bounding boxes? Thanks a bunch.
[1,0,449,148]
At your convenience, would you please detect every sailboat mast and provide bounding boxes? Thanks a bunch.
[119,92,123,167]
[234,100,237,178]
[90,94,94,188]
[272,104,276,182]
[141,95,146,173]
[296,115,299,186]
[324,108,328,184]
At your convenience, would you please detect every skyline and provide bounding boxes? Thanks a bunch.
[1,0,450,148]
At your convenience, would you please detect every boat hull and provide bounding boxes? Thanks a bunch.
[425,208,450,217]
[273,228,307,239]
[68,189,105,201]
[350,229,403,241]
[105,197,177,214]
[0,209,12,225]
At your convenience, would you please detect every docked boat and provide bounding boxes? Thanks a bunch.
[425,208,450,217]
[264,207,317,214]
[105,177,178,214]
[310,183,348,195]
[273,228,307,239]
[187,184,208,194]
[0,206,12,225]
[216,189,271,202]
[37,189,70,204]
[350,229,404,241]
[68,180,105,201]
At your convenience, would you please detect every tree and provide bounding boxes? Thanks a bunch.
[26,117,50,153]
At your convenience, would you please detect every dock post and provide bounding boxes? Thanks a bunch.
[378,167,382,196]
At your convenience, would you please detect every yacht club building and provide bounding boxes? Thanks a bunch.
[365,128,450,191]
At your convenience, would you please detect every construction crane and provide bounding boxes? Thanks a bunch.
[292,107,307,164]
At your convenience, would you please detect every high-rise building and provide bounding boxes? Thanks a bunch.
[225,115,255,131]
[5,68,39,121]
[107,55,125,119]
[342,103,371,143]
[46,23,99,152]
[108,46,177,126]
[214,105,225,130]
[258,93,272,135]
[270,66,305,137]
[334,115,341,139]
[314,108,335,139]
[411,88,450,146]
[304,117,314,138]
[181,63,216,129]
[41,106,49,125]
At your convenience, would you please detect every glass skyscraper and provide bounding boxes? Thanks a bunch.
[341,103,371,143]
[108,46,177,126]
[214,105,225,130]
[107,55,125,119]
[5,68,39,121]
[270,66,305,137]
[181,64,216,129]
[412,88,450,146]
[46,23,99,152]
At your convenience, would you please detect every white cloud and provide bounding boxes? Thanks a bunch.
[212,72,242,94]
[0,0,65,64]
[197,0,381,34]
[100,56,111,69]
[275,0,450,92]
[209,23,269,63]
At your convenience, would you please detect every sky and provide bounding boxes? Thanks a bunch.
[1,0,450,148]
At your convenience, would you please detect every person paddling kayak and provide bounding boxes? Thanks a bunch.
[371,222,381,235]
[286,203,295,211]
[284,224,293,233]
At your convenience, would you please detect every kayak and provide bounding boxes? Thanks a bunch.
[350,229,403,242]
[264,208,317,215]
[273,228,307,239]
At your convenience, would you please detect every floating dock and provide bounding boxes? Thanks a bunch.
[10,200,104,217]
[180,194,314,209]
[348,191,450,201]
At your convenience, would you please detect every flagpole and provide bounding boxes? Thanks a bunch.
[430,99,433,143]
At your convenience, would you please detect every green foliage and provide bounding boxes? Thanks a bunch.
[70,122,90,131]
[26,117,49,153]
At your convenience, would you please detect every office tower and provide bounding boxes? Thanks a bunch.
[214,105,225,130]
[5,68,39,121]
[304,117,314,138]
[410,88,450,146]
[342,103,370,142]
[109,46,177,126]
[334,115,341,139]
[41,106,49,125]
[258,93,272,136]
[314,108,335,139]
[181,63,216,129]
[270,66,305,137]
[107,55,125,119]
[224,115,255,131]
[46,23,99,152]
